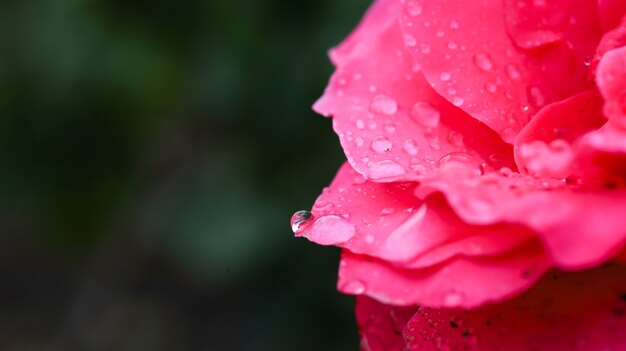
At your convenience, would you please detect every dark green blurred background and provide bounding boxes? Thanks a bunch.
[0,0,370,349]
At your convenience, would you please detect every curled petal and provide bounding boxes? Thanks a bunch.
[314,0,514,182]
[337,241,550,308]
[300,163,533,269]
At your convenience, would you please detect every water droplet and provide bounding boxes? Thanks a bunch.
[436,29,445,38]
[450,20,459,29]
[404,34,417,47]
[370,94,398,115]
[411,102,440,128]
[291,210,313,234]
[452,96,464,107]
[500,127,517,143]
[439,72,451,81]
[505,64,521,80]
[406,1,423,16]
[370,136,393,153]
[443,291,464,307]
[368,160,407,180]
[527,86,545,108]
[438,152,484,175]
[380,207,396,216]
[485,82,497,93]
[384,122,397,134]
[447,41,458,50]
[473,53,493,71]
[354,137,365,147]
[584,55,592,67]
[341,279,367,294]
[420,44,431,54]
[355,119,365,129]
[403,139,420,155]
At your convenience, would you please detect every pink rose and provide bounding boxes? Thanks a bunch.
[293,0,626,349]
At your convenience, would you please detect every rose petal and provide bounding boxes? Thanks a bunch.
[598,0,626,32]
[596,45,626,126]
[314,0,515,182]
[301,163,533,268]
[514,89,605,178]
[356,296,418,351]
[420,171,626,269]
[399,0,594,141]
[403,264,626,351]
[503,0,600,67]
[337,241,550,308]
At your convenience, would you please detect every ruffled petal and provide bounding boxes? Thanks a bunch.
[419,171,626,269]
[514,89,605,178]
[399,0,595,141]
[314,0,515,182]
[356,296,418,351]
[337,241,550,308]
[402,264,626,351]
[298,163,533,268]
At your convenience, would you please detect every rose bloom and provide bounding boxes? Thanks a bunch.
[292,0,626,349]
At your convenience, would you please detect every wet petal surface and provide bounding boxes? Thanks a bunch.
[403,264,626,351]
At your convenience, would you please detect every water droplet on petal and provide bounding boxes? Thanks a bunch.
[473,53,493,71]
[505,63,521,80]
[380,207,396,216]
[368,160,407,180]
[452,96,464,107]
[527,86,545,108]
[291,210,313,234]
[485,82,497,93]
[500,127,517,143]
[420,44,431,54]
[370,94,398,115]
[370,136,393,153]
[354,137,365,147]
[403,139,420,155]
[341,279,367,294]
[443,291,464,307]
[438,152,484,175]
[406,1,423,16]
[355,119,365,130]
[439,72,451,81]
[411,102,440,128]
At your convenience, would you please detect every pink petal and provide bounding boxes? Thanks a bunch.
[299,163,533,268]
[590,14,626,74]
[514,89,605,178]
[596,45,626,127]
[503,0,601,66]
[314,0,515,182]
[337,241,550,308]
[598,0,626,32]
[399,0,594,142]
[419,171,626,269]
[356,296,418,351]
[403,264,626,351]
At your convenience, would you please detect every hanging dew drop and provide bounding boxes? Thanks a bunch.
[291,210,313,234]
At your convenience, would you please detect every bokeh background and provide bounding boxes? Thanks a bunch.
[0,0,371,349]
